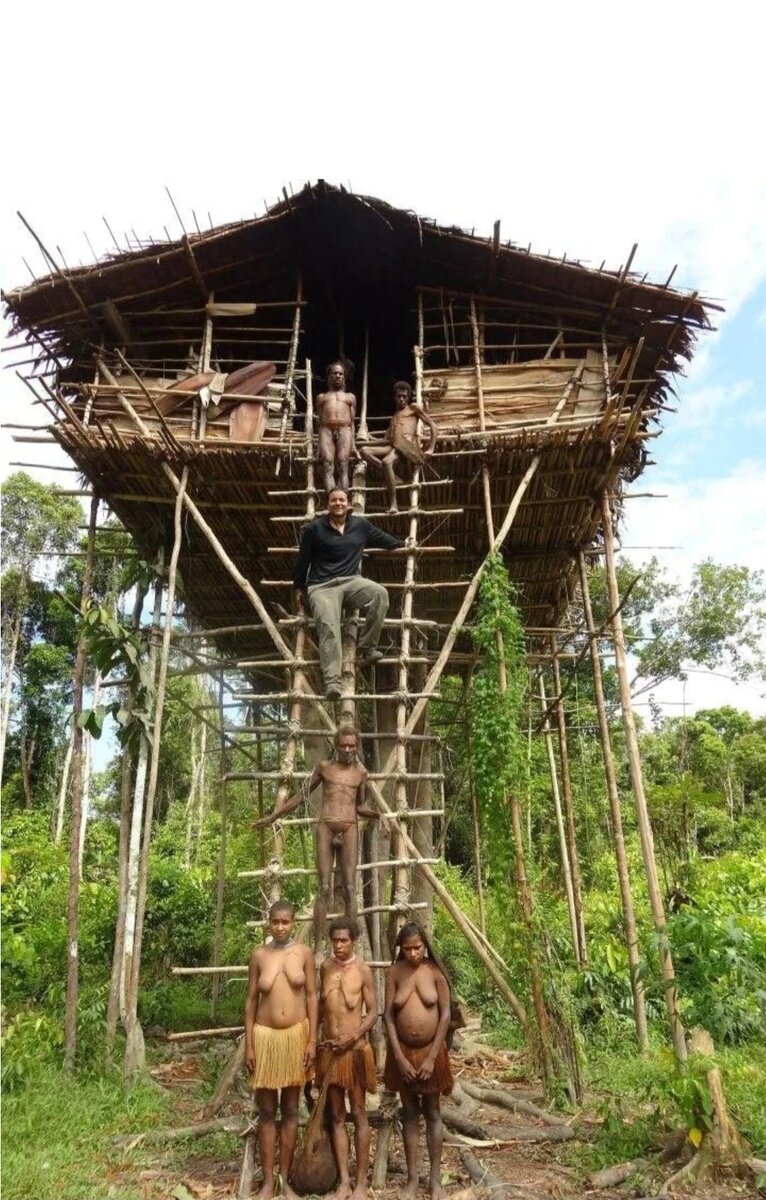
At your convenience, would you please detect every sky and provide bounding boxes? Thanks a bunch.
[2,0,764,717]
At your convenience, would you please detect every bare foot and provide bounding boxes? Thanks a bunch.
[403,1180,419,1200]
[333,1183,353,1200]
[428,1179,444,1200]
[281,1185,300,1200]
[350,1184,368,1200]
[256,1180,275,1200]
[388,503,399,514]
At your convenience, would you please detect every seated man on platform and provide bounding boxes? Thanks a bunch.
[244,901,318,1200]
[253,727,381,950]
[317,919,378,1200]
[293,487,410,699]
[358,380,438,513]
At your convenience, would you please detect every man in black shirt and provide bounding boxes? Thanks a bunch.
[294,488,407,698]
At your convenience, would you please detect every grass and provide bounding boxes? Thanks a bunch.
[560,1037,766,1179]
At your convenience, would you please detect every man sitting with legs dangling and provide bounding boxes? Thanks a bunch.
[293,488,411,699]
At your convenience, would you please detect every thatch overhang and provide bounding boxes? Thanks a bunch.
[3,183,718,670]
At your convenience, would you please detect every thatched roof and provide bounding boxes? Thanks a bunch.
[3,183,717,666]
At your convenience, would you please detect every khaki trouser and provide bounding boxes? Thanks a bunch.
[307,575,389,688]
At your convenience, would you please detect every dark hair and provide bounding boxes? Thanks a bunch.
[329,917,359,940]
[334,725,358,746]
[327,487,351,502]
[394,921,452,990]
[269,900,295,920]
[326,358,355,385]
[393,380,412,398]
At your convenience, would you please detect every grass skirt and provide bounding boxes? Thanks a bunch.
[250,1018,311,1090]
[383,1040,453,1096]
[315,1041,378,1092]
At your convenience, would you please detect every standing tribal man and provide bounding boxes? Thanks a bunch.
[244,901,318,1200]
[253,727,381,950]
[359,381,438,512]
[317,919,378,1200]
[316,361,357,494]
[293,488,410,699]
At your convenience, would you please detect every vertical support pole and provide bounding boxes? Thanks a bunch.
[64,493,99,1070]
[107,580,147,1051]
[125,468,189,1075]
[276,275,303,470]
[601,492,687,1065]
[550,640,587,965]
[211,672,229,1021]
[539,672,581,965]
[195,294,214,441]
[578,552,647,1050]
[358,324,370,441]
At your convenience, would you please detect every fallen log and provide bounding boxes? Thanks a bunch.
[460,1080,570,1127]
[113,1115,250,1146]
[443,1102,494,1140]
[589,1159,650,1188]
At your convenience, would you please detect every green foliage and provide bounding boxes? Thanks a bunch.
[467,554,527,878]
[0,472,82,574]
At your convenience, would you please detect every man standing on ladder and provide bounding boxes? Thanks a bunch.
[294,487,410,699]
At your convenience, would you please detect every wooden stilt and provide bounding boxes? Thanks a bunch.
[63,494,99,1070]
[125,469,188,1077]
[601,492,686,1066]
[211,673,229,1021]
[578,551,647,1050]
[550,642,587,965]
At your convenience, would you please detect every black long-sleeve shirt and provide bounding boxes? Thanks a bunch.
[293,514,403,590]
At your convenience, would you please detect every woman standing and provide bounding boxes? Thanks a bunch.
[383,922,453,1200]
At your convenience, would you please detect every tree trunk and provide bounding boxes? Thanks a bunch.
[578,552,648,1051]
[19,725,34,808]
[106,581,147,1051]
[54,732,74,844]
[119,577,163,1057]
[78,671,100,875]
[0,609,22,780]
[125,468,188,1077]
[64,495,99,1071]
[184,721,200,868]
[601,492,687,1066]
[550,643,587,964]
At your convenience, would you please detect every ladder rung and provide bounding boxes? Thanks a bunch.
[233,691,441,703]
[266,479,453,498]
[238,857,439,879]
[276,809,445,825]
[265,545,455,555]
[247,901,430,923]
[223,771,444,783]
[270,509,463,522]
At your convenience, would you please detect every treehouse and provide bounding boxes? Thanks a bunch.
[3,185,716,1140]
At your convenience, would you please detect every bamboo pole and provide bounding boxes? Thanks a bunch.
[106,581,147,1051]
[601,492,686,1066]
[550,641,587,965]
[211,673,229,1021]
[124,469,189,1077]
[578,552,647,1050]
[539,673,581,965]
[64,494,99,1070]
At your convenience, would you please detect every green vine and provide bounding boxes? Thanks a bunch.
[468,554,527,879]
